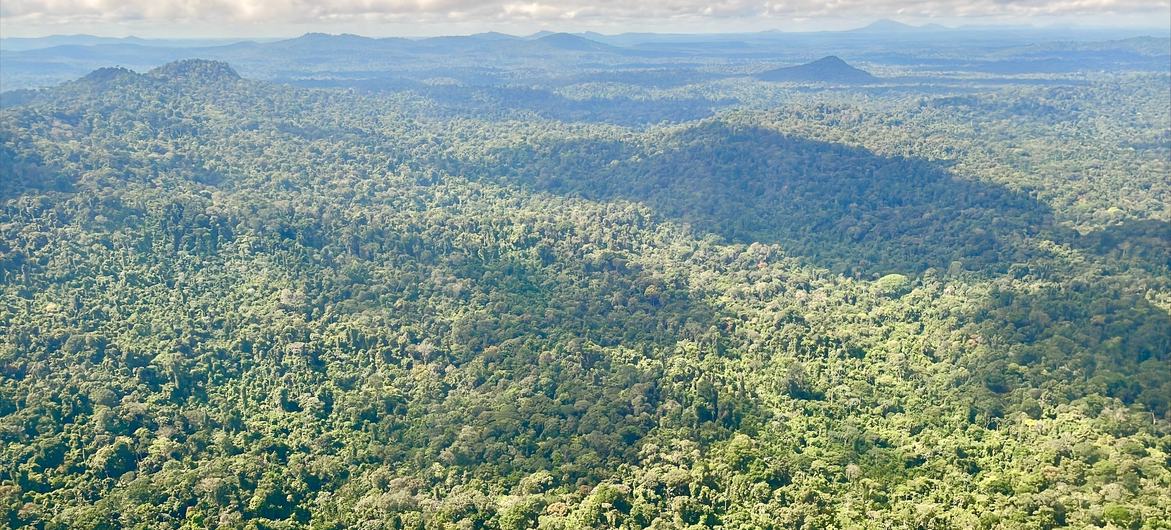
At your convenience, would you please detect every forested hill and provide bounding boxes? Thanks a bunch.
[757,56,878,83]
[0,57,1169,529]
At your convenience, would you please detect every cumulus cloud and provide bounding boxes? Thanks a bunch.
[1,0,1167,29]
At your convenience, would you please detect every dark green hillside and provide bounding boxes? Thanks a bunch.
[464,122,1053,276]
[0,57,1168,530]
[147,59,241,81]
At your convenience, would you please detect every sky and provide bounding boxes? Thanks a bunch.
[1,0,1169,38]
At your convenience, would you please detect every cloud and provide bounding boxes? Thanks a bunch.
[1,0,1168,29]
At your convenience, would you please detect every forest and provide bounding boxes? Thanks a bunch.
[0,26,1169,530]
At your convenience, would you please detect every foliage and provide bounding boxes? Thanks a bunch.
[0,56,1168,529]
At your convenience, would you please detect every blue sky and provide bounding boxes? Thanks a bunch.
[2,0,1169,37]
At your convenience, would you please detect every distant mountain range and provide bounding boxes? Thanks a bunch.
[0,34,252,51]
[1,26,1166,92]
[4,22,1164,53]
[758,56,878,84]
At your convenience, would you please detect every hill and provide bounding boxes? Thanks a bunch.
[852,18,918,32]
[531,32,622,53]
[758,55,878,83]
[147,59,241,82]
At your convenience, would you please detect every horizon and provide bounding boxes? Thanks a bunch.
[3,0,1170,39]
[2,17,1170,41]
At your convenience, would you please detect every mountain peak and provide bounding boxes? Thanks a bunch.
[148,59,241,82]
[856,19,916,32]
[809,55,849,66]
[470,31,519,41]
[77,66,141,85]
[758,56,877,84]
[533,33,616,52]
[852,19,947,32]
[297,32,372,42]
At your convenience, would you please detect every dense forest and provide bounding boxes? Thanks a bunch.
[1,27,1169,530]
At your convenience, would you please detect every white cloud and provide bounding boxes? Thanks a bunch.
[1,0,1167,35]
